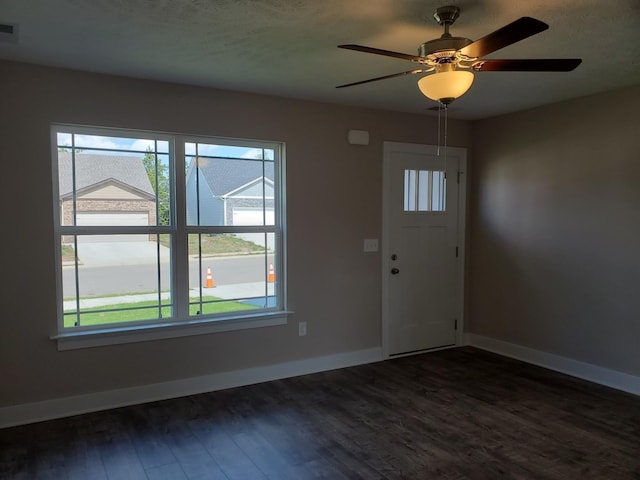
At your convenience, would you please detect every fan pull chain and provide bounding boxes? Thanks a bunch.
[443,102,448,209]
[437,103,442,156]
[435,101,448,209]
[444,102,448,169]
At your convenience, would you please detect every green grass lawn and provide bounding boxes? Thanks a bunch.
[64,296,257,327]
[161,233,265,255]
[61,245,75,262]
[188,233,266,255]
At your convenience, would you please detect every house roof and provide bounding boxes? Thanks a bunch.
[193,157,274,197]
[225,177,274,198]
[58,152,155,198]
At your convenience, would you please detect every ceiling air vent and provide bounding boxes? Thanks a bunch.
[0,23,18,44]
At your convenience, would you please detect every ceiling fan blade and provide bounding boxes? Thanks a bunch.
[459,17,549,58]
[473,58,582,72]
[336,69,424,88]
[338,44,423,63]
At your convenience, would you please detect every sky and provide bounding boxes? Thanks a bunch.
[57,132,274,160]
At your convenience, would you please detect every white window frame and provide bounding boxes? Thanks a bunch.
[51,124,289,350]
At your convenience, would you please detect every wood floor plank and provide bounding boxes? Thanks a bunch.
[187,417,268,480]
[27,418,73,480]
[120,405,178,470]
[88,410,148,480]
[168,439,227,479]
[1,347,639,479]
[145,462,189,480]
[63,415,109,480]
[0,426,31,480]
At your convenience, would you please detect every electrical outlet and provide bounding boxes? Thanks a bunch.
[298,321,307,336]
[363,238,379,252]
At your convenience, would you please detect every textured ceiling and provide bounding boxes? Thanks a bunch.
[1,0,639,119]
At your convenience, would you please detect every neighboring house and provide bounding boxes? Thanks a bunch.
[58,152,156,241]
[185,156,275,228]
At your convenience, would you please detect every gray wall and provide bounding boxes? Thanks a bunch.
[0,60,470,407]
[4,57,636,410]
[468,84,640,376]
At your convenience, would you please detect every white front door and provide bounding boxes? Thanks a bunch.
[382,142,466,357]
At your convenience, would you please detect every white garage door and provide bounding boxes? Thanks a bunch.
[232,208,274,247]
[232,208,274,226]
[76,212,149,242]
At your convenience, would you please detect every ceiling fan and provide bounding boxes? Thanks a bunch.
[336,5,582,104]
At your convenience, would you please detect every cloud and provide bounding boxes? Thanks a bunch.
[190,143,220,156]
[56,132,72,146]
[242,148,274,160]
[59,134,170,156]
[73,134,122,150]
[242,148,262,159]
[130,138,155,151]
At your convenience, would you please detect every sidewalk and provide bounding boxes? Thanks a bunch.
[63,282,275,310]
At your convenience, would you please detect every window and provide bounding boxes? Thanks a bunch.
[52,125,286,348]
[403,169,446,212]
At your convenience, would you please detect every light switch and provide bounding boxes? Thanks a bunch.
[363,238,379,252]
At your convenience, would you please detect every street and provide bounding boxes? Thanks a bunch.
[63,255,274,297]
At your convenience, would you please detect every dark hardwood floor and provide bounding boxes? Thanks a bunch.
[1,347,639,479]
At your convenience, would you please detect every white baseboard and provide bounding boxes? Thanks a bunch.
[465,333,640,396]
[5,338,636,429]
[0,347,383,429]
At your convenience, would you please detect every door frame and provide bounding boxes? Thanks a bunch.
[381,141,468,358]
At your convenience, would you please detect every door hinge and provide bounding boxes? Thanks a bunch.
[455,246,459,257]
[457,170,462,184]
[454,319,458,330]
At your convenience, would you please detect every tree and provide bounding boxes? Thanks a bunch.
[143,148,170,226]
[58,145,84,152]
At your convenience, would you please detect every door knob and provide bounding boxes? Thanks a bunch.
[391,268,400,275]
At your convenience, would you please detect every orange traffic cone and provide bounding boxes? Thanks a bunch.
[268,263,275,283]
[205,266,215,288]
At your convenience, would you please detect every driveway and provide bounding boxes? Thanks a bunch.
[76,241,170,267]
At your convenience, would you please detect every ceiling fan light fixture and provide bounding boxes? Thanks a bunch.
[418,69,474,104]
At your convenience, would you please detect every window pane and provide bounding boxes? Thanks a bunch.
[57,145,170,227]
[432,171,446,212]
[264,232,278,308]
[403,169,446,212]
[185,152,274,227]
[417,170,429,211]
[56,133,168,154]
[186,142,273,160]
[146,153,171,226]
[62,234,172,327]
[404,169,416,211]
[188,233,276,317]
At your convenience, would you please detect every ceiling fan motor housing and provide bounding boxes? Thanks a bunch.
[418,36,472,61]
[420,6,472,63]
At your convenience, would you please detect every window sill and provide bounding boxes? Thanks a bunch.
[51,311,292,351]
